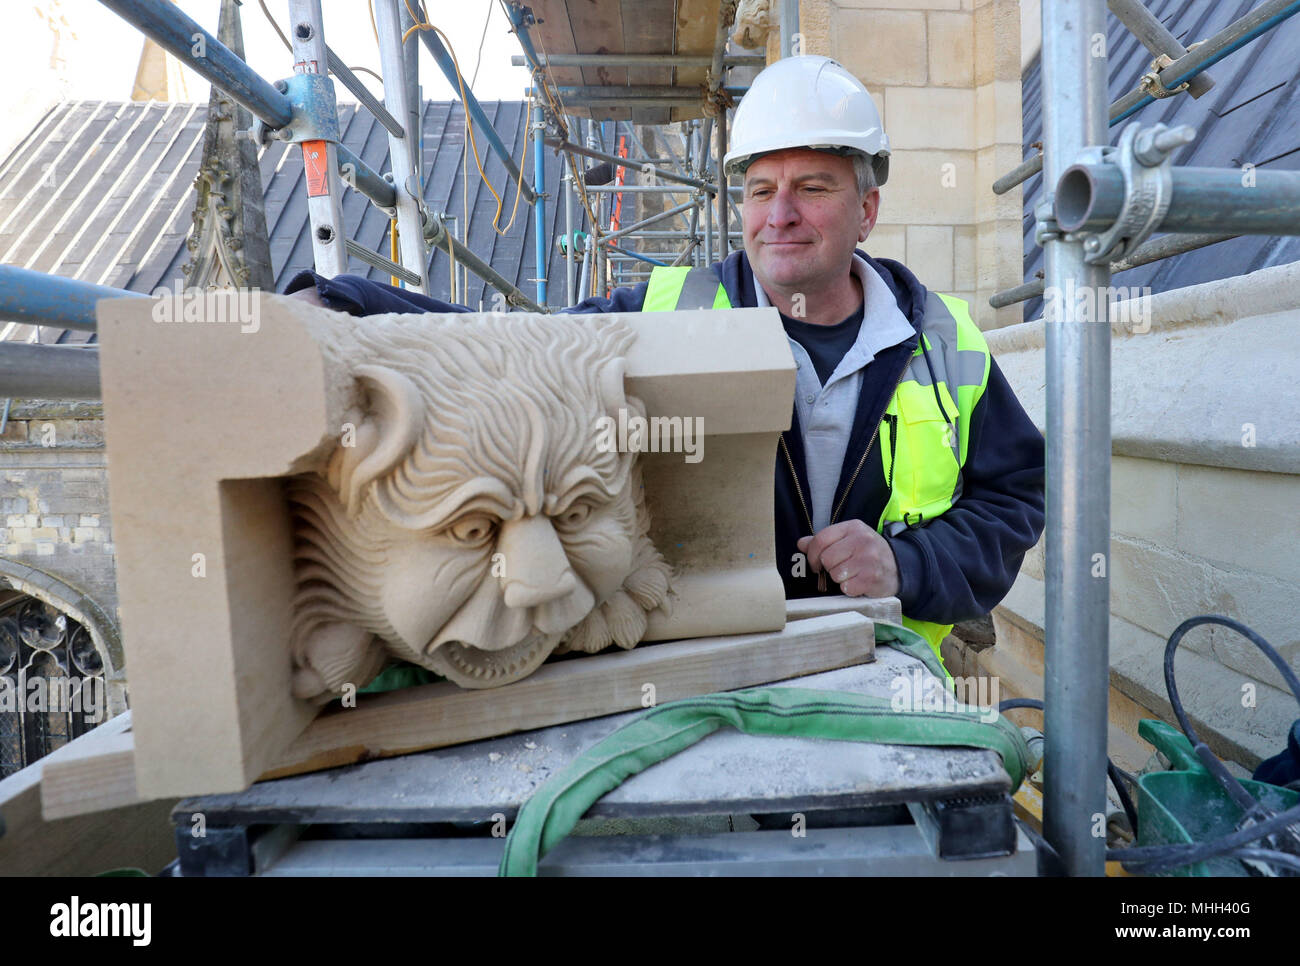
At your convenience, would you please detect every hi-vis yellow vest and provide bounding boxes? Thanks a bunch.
[643,265,991,668]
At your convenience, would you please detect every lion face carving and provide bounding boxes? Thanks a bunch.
[285,313,673,698]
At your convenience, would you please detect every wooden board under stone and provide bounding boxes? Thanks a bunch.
[41,613,875,818]
[174,647,1005,828]
[267,612,874,778]
[1,712,178,874]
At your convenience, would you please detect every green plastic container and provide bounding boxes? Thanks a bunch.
[1134,718,1299,876]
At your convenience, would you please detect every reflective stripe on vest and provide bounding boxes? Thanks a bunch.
[640,266,730,311]
[643,266,990,668]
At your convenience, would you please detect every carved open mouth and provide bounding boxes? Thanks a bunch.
[425,630,561,689]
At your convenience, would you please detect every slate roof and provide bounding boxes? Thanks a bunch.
[0,98,577,343]
[1017,0,1300,321]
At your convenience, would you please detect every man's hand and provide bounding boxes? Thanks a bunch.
[797,520,901,599]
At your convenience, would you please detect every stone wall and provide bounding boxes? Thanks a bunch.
[0,401,122,688]
[969,262,1300,771]
[785,0,1025,329]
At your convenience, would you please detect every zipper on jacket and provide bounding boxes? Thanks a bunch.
[782,362,910,592]
[779,433,816,536]
[829,364,910,527]
[883,412,898,502]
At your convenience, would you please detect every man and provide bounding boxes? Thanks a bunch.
[286,55,1045,669]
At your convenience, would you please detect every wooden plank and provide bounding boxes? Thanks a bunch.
[622,0,675,126]
[262,611,875,780]
[0,712,177,874]
[786,594,903,625]
[564,0,631,121]
[31,614,875,811]
[673,0,723,121]
[527,0,589,118]
[40,728,140,821]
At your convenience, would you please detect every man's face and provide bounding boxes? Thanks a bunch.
[742,148,879,294]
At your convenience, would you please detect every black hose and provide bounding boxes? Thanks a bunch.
[1109,798,1300,873]
[1227,847,1300,875]
[1107,760,1139,836]
[996,695,1140,844]
[1163,615,1300,745]
[1000,616,1300,875]
[998,697,1043,713]
[1162,615,1300,825]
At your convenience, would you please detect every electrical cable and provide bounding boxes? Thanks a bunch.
[1109,800,1300,873]
[1225,847,1300,875]
[399,0,530,236]
[997,698,1042,713]
[1102,615,1300,875]
[257,1,382,85]
[997,695,1140,849]
[470,0,493,88]
[497,0,604,249]
[1164,616,1300,742]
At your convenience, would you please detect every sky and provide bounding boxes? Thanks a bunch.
[5,1,532,154]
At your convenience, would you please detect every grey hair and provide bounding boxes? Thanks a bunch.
[851,152,879,197]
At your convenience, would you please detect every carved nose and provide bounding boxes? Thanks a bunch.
[497,515,579,608]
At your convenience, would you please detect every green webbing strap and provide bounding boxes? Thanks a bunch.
[872,620,950,682]
[498,633,1028,876]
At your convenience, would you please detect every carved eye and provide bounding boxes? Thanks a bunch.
[555,501,594,529]
[448,514,496,547]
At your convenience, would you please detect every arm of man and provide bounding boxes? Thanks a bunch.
[283,269,648,316]
[880,355,1046,623]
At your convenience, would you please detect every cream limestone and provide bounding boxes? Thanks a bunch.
[96,292,796,795]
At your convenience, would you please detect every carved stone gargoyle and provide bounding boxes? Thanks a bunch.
[97,291,793,797]
[284,313,673,696]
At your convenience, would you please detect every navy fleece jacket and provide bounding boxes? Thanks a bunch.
[284,251,1046,625]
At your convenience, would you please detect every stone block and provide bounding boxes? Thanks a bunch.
[906,224,954,290]
[976,144,1024,221]
[973,0,1020,85]
[0,419,27,443]
[73,527,97,543]
[79,515,101,527]
[954,224,976,290]
[1108,535,1215,653]
[864,223,906,263]
[98,293,797,797]
[1111,456,1177,544]
[35,543,54,556]
[831,9,927,87]
[1176,463,1299,584]
[975,79,1022,147]
[975,218,1024,291]
[928,10,973,88]
[885,87,975,150]
[882,149,976,225]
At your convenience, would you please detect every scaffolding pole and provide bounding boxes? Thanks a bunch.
[1040,0,1112,879]
[532,94,547,306]
[372,0,429,291]
[286,0,347,277]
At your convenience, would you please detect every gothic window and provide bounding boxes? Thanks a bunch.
[0,594,108,779]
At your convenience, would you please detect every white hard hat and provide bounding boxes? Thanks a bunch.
[723,54,890,186]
